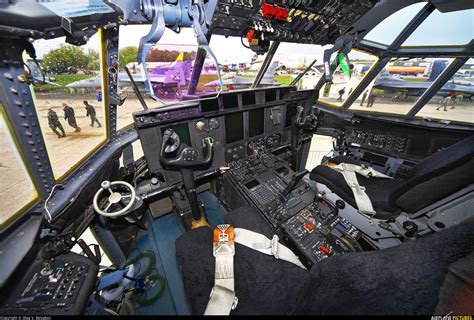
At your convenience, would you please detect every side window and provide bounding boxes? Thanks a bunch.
[0,105,39,229]
[416,59,474,125]
[318,50,377,107]
[30,31,107,179]
[349,57,454,116]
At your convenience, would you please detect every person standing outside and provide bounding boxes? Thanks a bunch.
[436,94,453,111]
[84,100,102,128]
[337,87,346,102]
[62,103,81,132]
[360,90,368,106]
[366,92,377,108]
[47,108,66,138]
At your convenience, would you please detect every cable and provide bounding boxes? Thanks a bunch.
[241,36,251,49]
[44,184,63,222]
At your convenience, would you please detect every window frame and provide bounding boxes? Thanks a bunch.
[31,28,110,181]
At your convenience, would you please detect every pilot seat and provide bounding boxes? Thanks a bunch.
[309,135,474,218]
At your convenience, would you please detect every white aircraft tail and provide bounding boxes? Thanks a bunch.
[262,61,278,82]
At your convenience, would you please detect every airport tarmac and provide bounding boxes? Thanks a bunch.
[336,96,473,123]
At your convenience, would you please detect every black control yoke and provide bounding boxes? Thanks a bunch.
[295,105,318,131]
[291,106,319,170]
[160,129,214,223]
[160,129,214,168]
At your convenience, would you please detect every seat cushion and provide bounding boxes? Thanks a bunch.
[175,206,311,315]
[310,165,402,218]
[176,206,474,315]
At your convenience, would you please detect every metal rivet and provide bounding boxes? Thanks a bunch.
[25,131,33,137]
[28,140,34,145]
[10,87,18,94]
[34,155,40,160]
[22,123,29,128]
[36,162,42,166]
[31,148,37,153]
[3,72,13,80]
[15,100,22,106]
[18,112,26,118]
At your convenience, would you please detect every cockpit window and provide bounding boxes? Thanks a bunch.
[263,42,324,90]
[210,35,269,91]
[415,59,474,125]
[402,9,474,47]
[318,50,377,107]
[362,3,426,47]
[348,57,456,116]
[30,31,108,179]
[0,106,38,229]
[117,26,221,130]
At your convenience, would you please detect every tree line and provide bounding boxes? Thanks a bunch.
[42,44,196,74]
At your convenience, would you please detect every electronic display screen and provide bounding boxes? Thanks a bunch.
[249,108,264,138]
[245,179,260,189]
[223,94,239,109]
[161,123,192,147]
[242,91,256,106]
[200,98,219,113]
[225,113,244,144]
[285,103,299,128]
[265,89,277,102]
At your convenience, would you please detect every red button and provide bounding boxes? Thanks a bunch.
[319,246,330,255]
[304,223,314,233]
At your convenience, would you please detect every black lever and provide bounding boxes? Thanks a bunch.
[283,169,308,196]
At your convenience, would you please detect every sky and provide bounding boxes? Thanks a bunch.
[32,4,473,66]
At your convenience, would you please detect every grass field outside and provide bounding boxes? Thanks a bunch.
[34,74,97,91]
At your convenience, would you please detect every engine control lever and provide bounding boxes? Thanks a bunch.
[283,169,309,196]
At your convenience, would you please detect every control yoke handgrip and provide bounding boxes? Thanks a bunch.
[160,129,214,168]
[294,106,318,130]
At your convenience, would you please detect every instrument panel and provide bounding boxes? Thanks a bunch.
[209,0,377,44]
[134,87,316,185]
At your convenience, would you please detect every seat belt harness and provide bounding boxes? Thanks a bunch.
[234,228,306,269]
[328,162,392,215]
[204,224,238,315]
[204,225,307,315]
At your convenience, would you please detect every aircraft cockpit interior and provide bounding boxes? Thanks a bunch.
[0,0,473,316]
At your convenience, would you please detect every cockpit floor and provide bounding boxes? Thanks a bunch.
[128,191,227,315]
